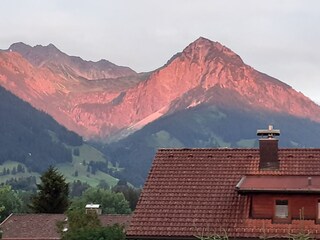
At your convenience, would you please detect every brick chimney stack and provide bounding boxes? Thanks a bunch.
[257,125,280,170]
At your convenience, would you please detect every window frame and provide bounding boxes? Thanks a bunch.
[316,199,320,224]
[273,199,291,224]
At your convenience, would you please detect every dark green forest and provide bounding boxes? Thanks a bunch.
[0,86,83,173]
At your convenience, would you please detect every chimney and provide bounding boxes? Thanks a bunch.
[85,203,102,215]
[257,125,280,170]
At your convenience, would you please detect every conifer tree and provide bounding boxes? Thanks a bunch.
[29,166,69,213]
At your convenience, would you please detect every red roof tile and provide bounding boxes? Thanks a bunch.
[0,214,65,240]
[99,214,132,229]
[0,213,132,240]
[127,148,320,239]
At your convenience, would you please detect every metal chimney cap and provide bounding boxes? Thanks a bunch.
[85,203,101,209]
[257,125,280,138]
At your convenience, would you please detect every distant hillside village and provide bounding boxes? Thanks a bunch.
[2,126,320,239]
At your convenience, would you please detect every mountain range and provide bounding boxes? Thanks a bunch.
[2,37,320,186]
[1,37,320,141]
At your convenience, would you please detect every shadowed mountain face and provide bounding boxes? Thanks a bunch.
[1,37,320,142]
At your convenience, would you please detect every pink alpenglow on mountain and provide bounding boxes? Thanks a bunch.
[0,37,319,141]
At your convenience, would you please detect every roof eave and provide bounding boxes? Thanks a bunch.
[237,189,320,194]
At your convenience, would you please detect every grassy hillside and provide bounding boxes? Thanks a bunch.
[0,86,82,173]
[0,86,120,188]
[103,104,320,187]
[57,144,120,187]
[0,143,121,189]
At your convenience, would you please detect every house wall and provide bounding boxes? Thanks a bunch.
[251,193,320,221]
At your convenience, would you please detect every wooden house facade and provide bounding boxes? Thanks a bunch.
[237,175,320,223]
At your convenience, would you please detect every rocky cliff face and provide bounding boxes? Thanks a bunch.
[159,38,320,120]
[0,44,142,138]
[83,37,320,140]
[1,38,319,140]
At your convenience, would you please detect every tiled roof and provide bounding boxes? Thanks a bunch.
[0,213,65,240]
[127,148,320,239]
[99,214,132,229]
[0,213,132,240]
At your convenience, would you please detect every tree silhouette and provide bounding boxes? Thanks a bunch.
[29,166,69,213]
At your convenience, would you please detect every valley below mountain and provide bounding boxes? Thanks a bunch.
[0,86,121,189]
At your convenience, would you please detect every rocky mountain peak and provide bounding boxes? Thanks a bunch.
[2,37,320,141]
[37,43,62,55]
[182,37,244,66]
[7,42,137,80]
[9,42,32,54]
[8,42,65,67]
[9,42,62,56]
[192,36,215,46]
[190,37,231,53]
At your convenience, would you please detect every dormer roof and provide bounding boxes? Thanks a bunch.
[236,175,320,193]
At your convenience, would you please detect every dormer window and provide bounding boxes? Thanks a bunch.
[274,199,290,223]
[275,200,288,218]
[236,175,320,224]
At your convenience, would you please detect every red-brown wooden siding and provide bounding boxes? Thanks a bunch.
[251,194,319,220]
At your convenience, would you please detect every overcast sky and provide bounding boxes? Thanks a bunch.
[1,0,320,103]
